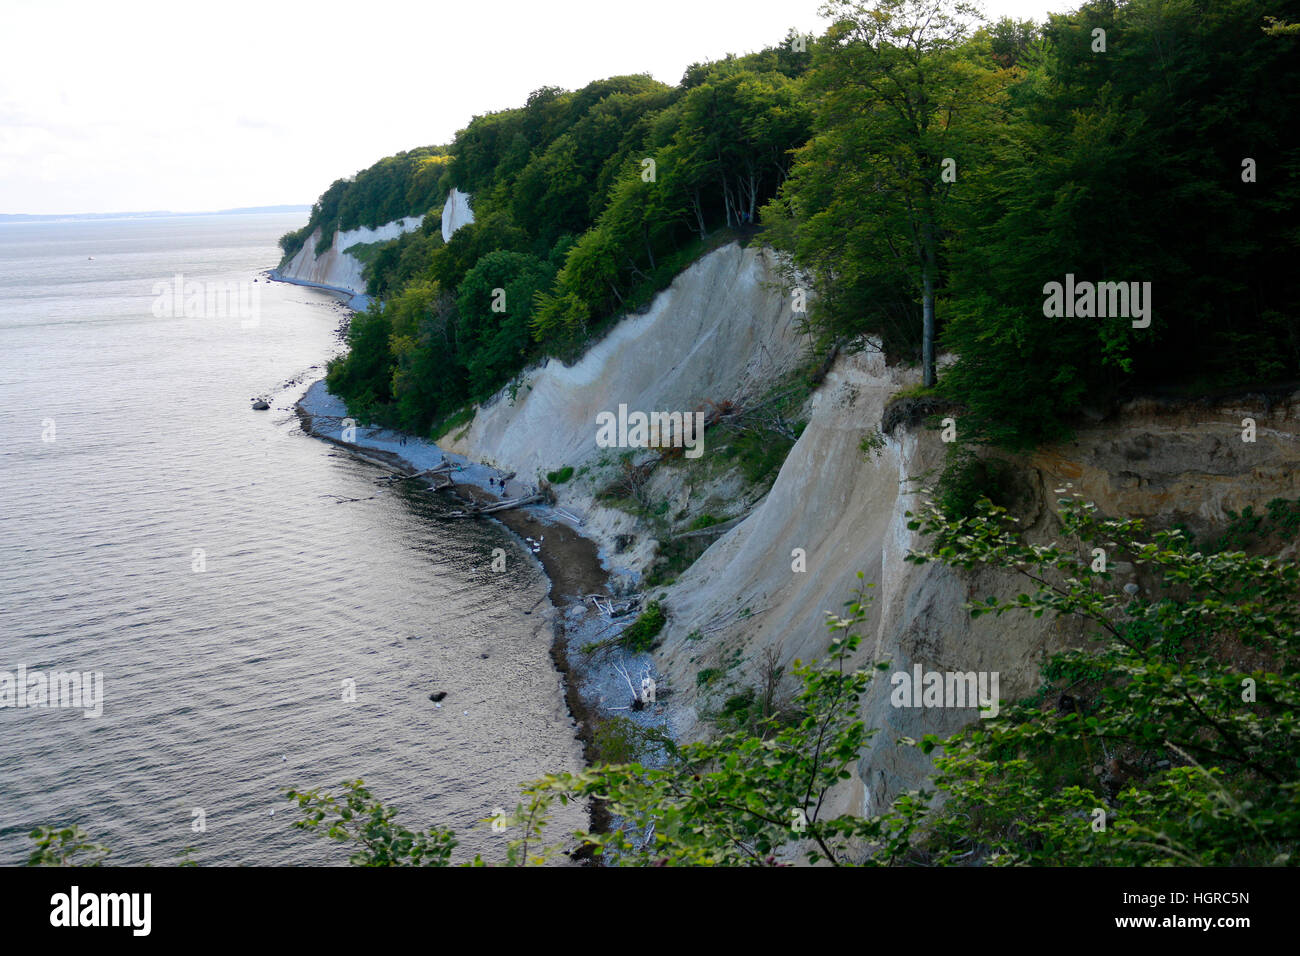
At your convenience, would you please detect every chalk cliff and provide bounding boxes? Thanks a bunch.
[441,188,475,242]
[441,241,807,574]
[275,189,472,305]
[276,216,424,298]
[437,236,1300,807]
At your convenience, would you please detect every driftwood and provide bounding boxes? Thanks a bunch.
[376,463,453,484]
[808,338,845,386]
[672,516,744,540]
[608,661,657,711]
[587,593,640,619]
[443,493,544,519]
[553,507,585,525]
[326,461,460,504]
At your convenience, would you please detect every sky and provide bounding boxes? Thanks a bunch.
[0,0,1066,215]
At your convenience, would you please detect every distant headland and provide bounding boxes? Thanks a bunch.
[0,205,310,223]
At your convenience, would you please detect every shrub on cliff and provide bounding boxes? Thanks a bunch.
[620,600,666,653]
[898,492,1300,865]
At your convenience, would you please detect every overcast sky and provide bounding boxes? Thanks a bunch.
[1,0,1067,215]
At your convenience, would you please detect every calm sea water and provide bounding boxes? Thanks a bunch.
[0,214,582,865]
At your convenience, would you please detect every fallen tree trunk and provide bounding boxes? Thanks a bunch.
[377,462,455,484]
[672,516,744,540]
[421,475,456,492]
[443,493,544,518]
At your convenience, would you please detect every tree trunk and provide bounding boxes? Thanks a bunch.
[742,158,760,223]
[921,238,936,387]
[689,189,708,239]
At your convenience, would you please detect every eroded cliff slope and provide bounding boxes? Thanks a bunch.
[655,352,1299,812]
[277,216,424,296]
[439,236,1299,809]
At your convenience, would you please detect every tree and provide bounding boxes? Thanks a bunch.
[672,71,810,231]
[387,282,462,431]
[770,0,1007,383]
[941,0,1300,446]
[324,302,395,422]
[455,251,552,398]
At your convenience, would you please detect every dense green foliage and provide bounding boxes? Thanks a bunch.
[308,0,1299,450]
[312,49,813,436]
[279,147,452,261]
[766,0,1300,447]
[938,0,1300,445]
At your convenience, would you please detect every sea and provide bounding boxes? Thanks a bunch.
[0,213,582,865]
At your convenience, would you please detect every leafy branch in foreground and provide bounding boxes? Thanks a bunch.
[285,779,458,866]
[900,491,1300,865]
[26,825,110,867]
[283,779,571,867]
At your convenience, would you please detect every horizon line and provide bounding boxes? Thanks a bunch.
[0,204,311,223]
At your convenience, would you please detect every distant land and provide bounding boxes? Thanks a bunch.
[0,205,310,223]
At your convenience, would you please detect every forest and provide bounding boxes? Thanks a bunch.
[25,0,1300,872]
[297,0,1300,456]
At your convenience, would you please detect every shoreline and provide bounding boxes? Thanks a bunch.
[267,267,373,312]
[292,379,609,601]
[292,378,670,851]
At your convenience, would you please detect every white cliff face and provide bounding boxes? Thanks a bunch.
[441,241,807,571]
[441,189,475,242]
[650,348,1054,814]
[278,216,424,295]
[433,234,1300,815]
[278,188,469,295]
[654,350,1300,814]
